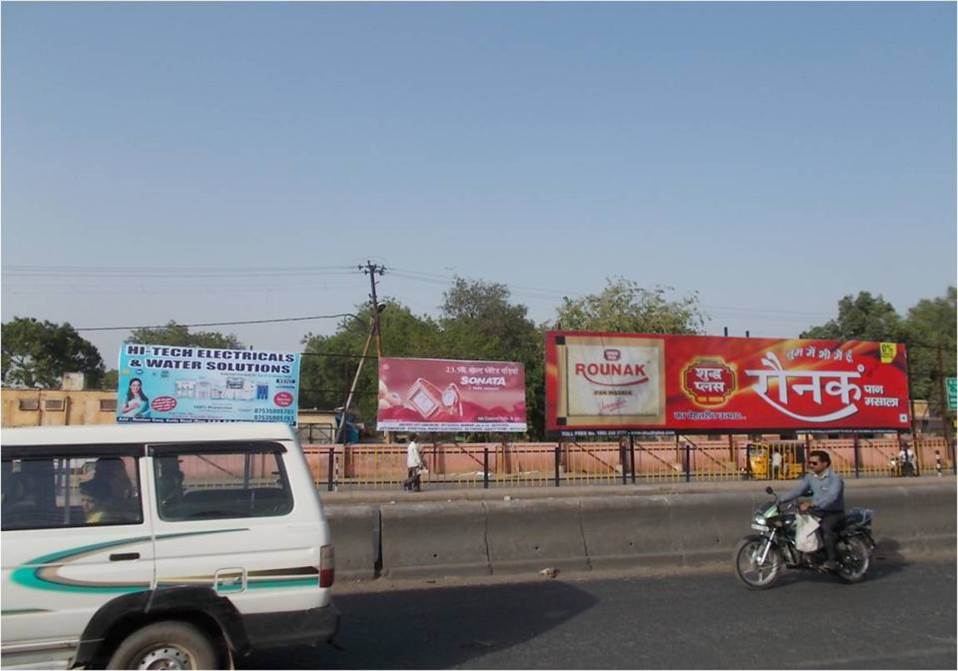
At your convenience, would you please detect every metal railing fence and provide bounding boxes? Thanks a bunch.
[304,436,954,491]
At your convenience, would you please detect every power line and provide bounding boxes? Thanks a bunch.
[8,262,925,325]
[5,262,837,319]
[301,351,379,360]
[76,313,361,332]
[299,387,378,396]
[3,264,354,274]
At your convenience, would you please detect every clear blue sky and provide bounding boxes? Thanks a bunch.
[3,1,955,365]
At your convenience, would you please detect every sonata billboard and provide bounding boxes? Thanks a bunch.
[378,357,527,432]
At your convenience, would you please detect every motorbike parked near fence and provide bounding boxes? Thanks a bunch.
[734,486,876,589]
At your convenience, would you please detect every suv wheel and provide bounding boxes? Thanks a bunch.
[106,621,218,670]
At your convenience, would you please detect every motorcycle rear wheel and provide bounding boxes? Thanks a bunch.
[735,536,783,590]
[836,536,870,583]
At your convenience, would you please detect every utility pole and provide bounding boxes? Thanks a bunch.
[335,322,375,445]
[361,261,386,357]
[937,344,954,465]
[361,260,388,441]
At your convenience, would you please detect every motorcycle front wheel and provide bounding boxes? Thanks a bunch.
[734,535,783,590]
[836,536,871,583]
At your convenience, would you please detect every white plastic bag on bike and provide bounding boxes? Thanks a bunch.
[794,513,822,552]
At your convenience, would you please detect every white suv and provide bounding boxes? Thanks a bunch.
[1,422,337,669]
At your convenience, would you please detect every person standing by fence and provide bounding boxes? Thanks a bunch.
[403,434,425,492]
[898,442,917,477]
[771,448,783,480]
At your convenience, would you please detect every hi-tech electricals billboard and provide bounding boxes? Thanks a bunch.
[545,332,911,432]
[117,344,301,425]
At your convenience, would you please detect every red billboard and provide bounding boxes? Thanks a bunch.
[378,357,527,433]
[545,332,911,432]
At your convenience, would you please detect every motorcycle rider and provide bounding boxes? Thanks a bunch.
[778,450,845,571]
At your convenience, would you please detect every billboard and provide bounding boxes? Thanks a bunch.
[377,357,526,432]
[545,332,911,432]
[117,344,301,425]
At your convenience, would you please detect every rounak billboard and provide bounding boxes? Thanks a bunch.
[545,331,911,432]
[378,357,527,433]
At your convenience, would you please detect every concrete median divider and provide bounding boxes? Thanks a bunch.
[485,498,589,574]
[324,505,380,580]
[668,491,762,566]
[380,501,490,579]
[324,479,956,581]
[859,482,957,557]
[579,491,766,569]
[579,495,675,569]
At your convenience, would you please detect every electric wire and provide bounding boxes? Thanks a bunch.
[76,313,365,332]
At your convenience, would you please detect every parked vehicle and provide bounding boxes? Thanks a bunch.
[1,423,338,669]
[734,485,875,589]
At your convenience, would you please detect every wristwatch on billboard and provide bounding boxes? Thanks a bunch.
[406,378,463,420]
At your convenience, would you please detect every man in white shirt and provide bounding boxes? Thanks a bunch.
[898,442,917,477]
[404,434,425,492]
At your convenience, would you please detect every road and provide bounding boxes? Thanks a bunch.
[245,561,956,669]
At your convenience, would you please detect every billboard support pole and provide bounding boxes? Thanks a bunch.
[896,431,903,476]
[554,440,561,487]
[483,447,489,489]
[629,435,636,484]
[683,436,691,483]
[620,438,628,485]
[853,433,860,479]
[327,448,335,492]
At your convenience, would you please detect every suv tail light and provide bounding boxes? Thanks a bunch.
[319,544,335,588]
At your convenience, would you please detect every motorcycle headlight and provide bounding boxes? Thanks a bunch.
[752,515,767,526]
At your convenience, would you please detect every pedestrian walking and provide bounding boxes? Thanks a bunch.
[403,434,425,492]
[898,442,917,477]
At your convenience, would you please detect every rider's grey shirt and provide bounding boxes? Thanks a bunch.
[779,469,845,514]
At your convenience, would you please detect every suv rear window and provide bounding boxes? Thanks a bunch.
[1,455,142,530]
[155,448,293,521]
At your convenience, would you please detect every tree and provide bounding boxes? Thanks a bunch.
[800,288,957,411]
[902,287,957,411]
[102,369,119,391]
[799,292,904,342]
[126,321,243,349]
[299,282,549,439]
[439,278,545,438]
[1,317,105,388]
[299,301,441,424]
[554,277,706,334]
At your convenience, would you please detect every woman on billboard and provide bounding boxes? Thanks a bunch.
[120,377,151,418]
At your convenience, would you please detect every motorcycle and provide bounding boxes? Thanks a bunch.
[734,485,876,589]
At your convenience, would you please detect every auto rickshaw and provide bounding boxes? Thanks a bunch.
[746,442,803,479]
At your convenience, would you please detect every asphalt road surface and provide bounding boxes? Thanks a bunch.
[244,561,956,669]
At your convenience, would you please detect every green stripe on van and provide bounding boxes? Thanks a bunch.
[1,609,50,615]
[246,578,319,590]
[11,528,247,594]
